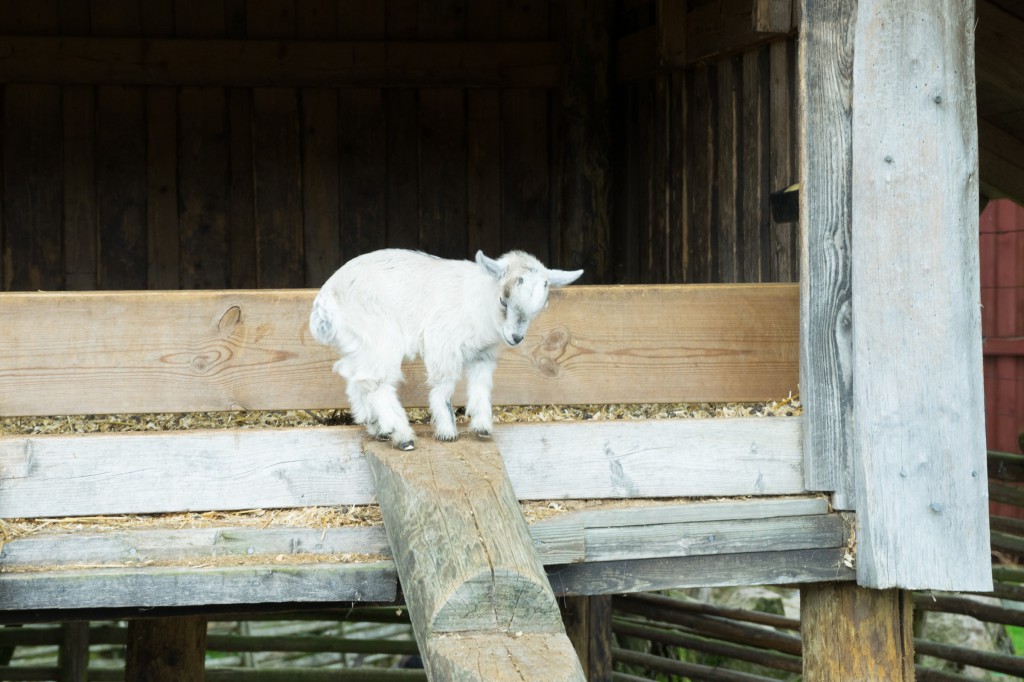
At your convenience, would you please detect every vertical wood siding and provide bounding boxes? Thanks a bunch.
[0,2,799,290]
[613,39,800,284]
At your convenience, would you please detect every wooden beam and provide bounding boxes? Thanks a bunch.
[851,0,991,591]
[0,284,799,416]
[561,596,613,682]
[125,616,207,682]
[686,0,796,65]
[1,498,839,570]
[801,584,913,681]
[551,547,854,596]
[57,622,88,682]
[0,418,804,517]
[0,542,853,614]
[797,0,856,510]
[0,37,560,88]
[363,436,585,681]
[0,562,398,612]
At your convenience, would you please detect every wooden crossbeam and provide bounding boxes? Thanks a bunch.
[0,38,560,88]
[363,436,585,681]
[0,284,799,417]
[0,419,804,517]
[1,497,838,570]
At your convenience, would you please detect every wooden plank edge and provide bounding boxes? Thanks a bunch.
[0,38,562,88]
[2,505,846,569]
[0,546,854,612]
[0,418,806,517]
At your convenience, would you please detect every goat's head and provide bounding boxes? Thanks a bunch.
[476,250,583,346]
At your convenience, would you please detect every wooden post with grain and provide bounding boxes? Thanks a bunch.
[799,0,991,680]
[363,433,586,681]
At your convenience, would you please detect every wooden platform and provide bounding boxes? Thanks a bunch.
[0,420,853,615]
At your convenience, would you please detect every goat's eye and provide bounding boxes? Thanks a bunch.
[499,297,508,311]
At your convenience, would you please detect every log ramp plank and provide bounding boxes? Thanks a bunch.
[363,436,585,681]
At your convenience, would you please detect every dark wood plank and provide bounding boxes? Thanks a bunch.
[386,0,419,39]
[251,88,304,287]
[562,596,613,682]
[146,87,180,289]
[338,88,388,261]
[741,47,769,283]
[768,38,798,283]
[666,71,686,283]
[246,0,295,38]
[501,89,550,260]
[3,84,63,291]
[714,57,740,283]
[0,37,562,88]
[297,0,338,40]
[555,0,613,280]
[62,85,97,291]
[125,617,206,682]
[418,88,467,258]
[798,0,855,507]
[89,0,142,36]
[301,89,341,286]
[649,75,669,283]
[96,86,147,289]
[178,87,229,289]
[227,88,257,288]
[384,89,421,250]
[686,66,713,283]
[467,89,502,258]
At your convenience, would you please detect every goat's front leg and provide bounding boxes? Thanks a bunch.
[465,352,497,438]
[425,352,460,442]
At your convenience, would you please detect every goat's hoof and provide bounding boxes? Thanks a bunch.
[434,432,459,443]
[473,429,492,440]
[396,440,415,451]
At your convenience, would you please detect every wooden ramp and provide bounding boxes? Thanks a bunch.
[363,431,586,681]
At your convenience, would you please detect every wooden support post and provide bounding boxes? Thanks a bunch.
[364,432,585,681]
[850,0,991,591]
[801,584,913,681]
[57,622,89,682]
[561,595,613,682]
[125,616,207,682]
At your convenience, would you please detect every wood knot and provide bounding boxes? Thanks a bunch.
[542,327,570,352]
[537,357,559,378]
[218,305,242,333]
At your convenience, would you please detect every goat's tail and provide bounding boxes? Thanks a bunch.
[309,293,336,347]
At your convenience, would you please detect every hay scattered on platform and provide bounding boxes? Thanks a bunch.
[0,397,801,435]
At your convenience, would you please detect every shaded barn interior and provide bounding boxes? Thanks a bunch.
[0,0,805,293]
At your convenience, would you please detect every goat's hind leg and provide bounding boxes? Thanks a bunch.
[338,357,414,450]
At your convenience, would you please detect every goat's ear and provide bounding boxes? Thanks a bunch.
[547,268,584,287]
[475,250,505,279]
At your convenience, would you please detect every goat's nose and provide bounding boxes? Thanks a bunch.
[511,333,524,346]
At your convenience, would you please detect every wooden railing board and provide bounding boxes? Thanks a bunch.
[0,562,399,612]
[548,547,855,597]
[0,284,799,417]
[1,498,837,570]
[0,38,561,89]
[0,418,804,518]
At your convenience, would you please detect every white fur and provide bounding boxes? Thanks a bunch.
[310,249,583,449]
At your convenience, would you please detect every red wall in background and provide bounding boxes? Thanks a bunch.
[981,199,1024,518]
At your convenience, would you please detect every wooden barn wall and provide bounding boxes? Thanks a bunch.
[0,0,566,292]
[612,38,801,285]
[0,1,799,292]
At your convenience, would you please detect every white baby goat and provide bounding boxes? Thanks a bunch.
[310,249,583,450]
